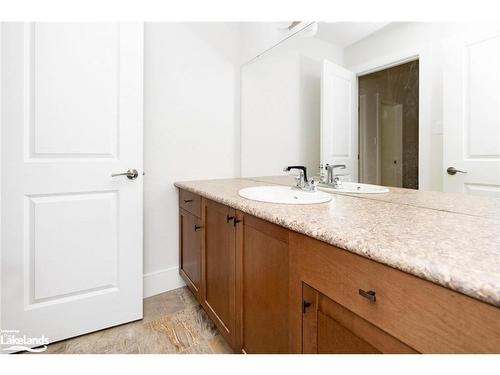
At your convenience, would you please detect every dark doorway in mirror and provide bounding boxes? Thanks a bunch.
[358,60,419,189]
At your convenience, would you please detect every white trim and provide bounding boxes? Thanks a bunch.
[349,45,433,191]
[143,267,185,299]
[348,47,421,76]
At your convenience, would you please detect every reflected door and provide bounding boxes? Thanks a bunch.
[443,29,500,197]
[321,60,358,181]
[1,23,144,348]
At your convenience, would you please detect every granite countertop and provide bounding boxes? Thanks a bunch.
[174,176,500,307]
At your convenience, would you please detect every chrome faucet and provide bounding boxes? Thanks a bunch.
[283,165,317,192]
[325,164,347,188]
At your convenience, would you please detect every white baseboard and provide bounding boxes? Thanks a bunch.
[143,266,185,298]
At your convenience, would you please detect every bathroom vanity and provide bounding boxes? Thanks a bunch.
[176,177,500,354]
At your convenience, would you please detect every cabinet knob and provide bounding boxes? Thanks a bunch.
[233,218,241,226]
[226,215,234,223]
[194,225,203,231]
[358,289,376,302]
[184,199,193,203]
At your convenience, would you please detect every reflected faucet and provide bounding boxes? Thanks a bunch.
[325,164,347,188]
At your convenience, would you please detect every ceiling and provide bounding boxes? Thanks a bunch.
[315,22,390,48]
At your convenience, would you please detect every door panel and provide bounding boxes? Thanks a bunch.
[202,199,235,346]
[33,24,119,157]
[242,216,289,353]
[31,191,118,301]
[443,29,500,196]
[321,59,358,182]
[1,22,143,348]
[179,209,201,296]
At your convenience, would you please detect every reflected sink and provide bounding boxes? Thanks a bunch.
[238,186,332,204]
[319,182,389,194]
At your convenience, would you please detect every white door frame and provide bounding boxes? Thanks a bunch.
[348,45,433,190]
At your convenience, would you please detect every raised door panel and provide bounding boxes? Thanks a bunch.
[241,215,289,353]
[33,23,119,157]
[30,192,118,301]
[179,209,201,297]
[202,199,235,346]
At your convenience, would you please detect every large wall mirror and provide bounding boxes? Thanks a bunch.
[241,22,500,197]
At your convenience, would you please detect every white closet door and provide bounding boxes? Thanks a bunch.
[321,59,358,181]
[443,28,500,196]
[1,23,143,350]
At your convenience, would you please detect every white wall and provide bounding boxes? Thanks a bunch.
[344,22,476,191]
[241,36,344,177]
[143,23,241,297]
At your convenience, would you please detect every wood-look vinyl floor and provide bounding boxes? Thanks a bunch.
[29,287,233,354]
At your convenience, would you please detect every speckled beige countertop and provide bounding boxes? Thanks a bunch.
[175,177,500,307]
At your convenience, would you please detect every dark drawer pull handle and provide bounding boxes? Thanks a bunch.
[184,199,193,203]
[233,218,241,226]
[226,215,234,223]
[359,289,376,302]
[194,225,203,231]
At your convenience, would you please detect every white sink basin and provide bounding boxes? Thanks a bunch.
[238,186,332,204]
[319,182,389,194]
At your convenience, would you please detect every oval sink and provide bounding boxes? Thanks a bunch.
[319,182,389,194]
[238,186,332,204]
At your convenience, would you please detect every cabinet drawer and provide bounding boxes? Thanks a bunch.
[179,189,201,217]
[291,233,500,353]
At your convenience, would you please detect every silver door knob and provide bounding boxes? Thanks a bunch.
[446,167,467,175]
[111,169,139,180]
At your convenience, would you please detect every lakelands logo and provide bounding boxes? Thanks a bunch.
[1,329,50,353]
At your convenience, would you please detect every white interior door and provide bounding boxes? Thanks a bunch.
[1,23,143,350]
[320,59,358,181]
[443,29,500,196]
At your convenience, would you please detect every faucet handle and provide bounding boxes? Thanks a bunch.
[309,178,319,191]
[325,164,346,170]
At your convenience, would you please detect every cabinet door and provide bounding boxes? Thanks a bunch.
[179,209,201,298]
[241,215,290,353]
[202,199,237,348]
[302,284,416,354]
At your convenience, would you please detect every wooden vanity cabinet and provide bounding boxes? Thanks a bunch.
[178,188,500,354]
[302,284,417,354]
[178,190,290,353]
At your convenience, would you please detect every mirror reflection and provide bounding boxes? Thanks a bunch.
[241,22,500,196]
